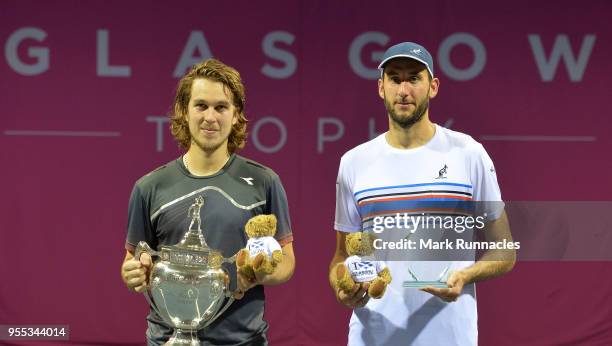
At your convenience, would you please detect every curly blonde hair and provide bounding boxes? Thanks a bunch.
[170,59,248,153]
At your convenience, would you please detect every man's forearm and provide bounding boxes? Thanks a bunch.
[258,251,295,285]
[461,249,516,284]
[460,211,515,284]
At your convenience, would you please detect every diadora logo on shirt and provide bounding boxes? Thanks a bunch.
[240,177,254,185]
[435,164,448,179]
[411,48,422,55]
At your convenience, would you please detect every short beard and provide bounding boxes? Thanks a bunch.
[193,139,223,153]
[384,91,430,129]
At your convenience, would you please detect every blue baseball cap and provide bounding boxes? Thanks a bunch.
[378,42,434,78]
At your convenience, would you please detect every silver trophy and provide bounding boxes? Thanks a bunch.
[135,196,235,345]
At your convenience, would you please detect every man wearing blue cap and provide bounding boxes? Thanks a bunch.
[329,42,515,345]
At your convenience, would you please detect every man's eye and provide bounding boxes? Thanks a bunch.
[195,104,207,110]
[215,105,227,112]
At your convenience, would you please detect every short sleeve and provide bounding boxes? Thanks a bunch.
[471,143,504,221]
[266,174,293,245]
[334,156,362,232]
[125,184,157,252]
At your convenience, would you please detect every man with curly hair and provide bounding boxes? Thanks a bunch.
[121,59,295,345]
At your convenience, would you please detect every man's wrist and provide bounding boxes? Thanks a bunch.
[454,268,472,286]
[255,272,275,286]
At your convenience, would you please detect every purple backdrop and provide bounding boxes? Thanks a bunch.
[1,0,612,345]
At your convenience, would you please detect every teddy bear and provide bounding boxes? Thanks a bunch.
[236,214,282,280]
[335,232,392,299]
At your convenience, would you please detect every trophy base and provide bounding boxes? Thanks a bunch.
[165,329,199,346]
[402,281,449,288]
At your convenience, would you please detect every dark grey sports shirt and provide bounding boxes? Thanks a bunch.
[126,154,293,345]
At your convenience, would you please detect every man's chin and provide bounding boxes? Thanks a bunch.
[192,139,225,153]
[390,114,422,129]
[396,112,415,119]
[391,114,416,123]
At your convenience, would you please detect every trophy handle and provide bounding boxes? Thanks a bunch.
[200,263,236,329]
[134,241,159,261]
[133,242,165,318]
[201,297,235,328]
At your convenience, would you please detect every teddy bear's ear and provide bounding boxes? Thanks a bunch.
[244,216,259,235]
[344,233,353,244]
[344,232,358,253]
[267,214,277,229]
[363,232,377,245]
[245,214,278,237]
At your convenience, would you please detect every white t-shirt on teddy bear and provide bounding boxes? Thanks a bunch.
[344,255,387,282]
[246,236,282,257]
